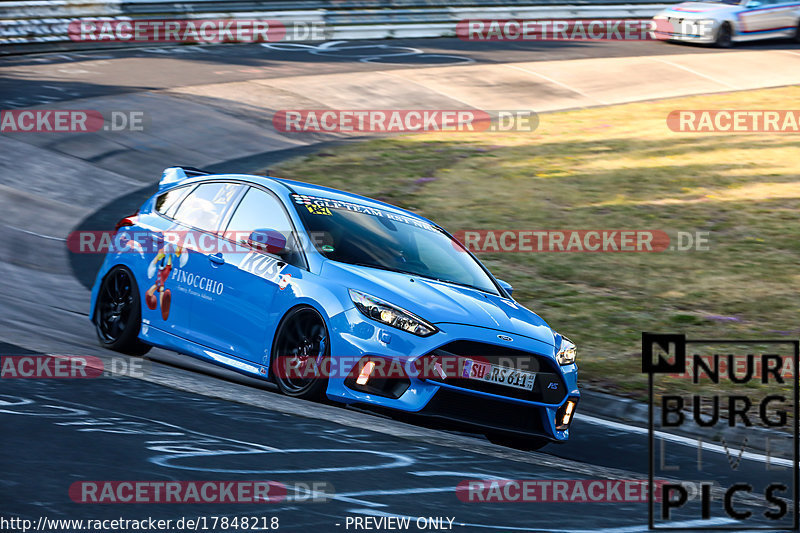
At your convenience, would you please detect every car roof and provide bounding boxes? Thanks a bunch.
[173,170,438,229]
[273,176,430,218]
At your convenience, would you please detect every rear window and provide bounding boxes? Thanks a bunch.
[172,182,242,233]
[154,185,192,218]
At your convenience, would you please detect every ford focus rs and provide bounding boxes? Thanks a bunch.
[90,167,580,448]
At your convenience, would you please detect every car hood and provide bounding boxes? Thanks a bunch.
[660,2,739,16]
[323,261,556,348]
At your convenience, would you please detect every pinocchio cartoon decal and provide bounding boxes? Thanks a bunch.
[146,243,188,320]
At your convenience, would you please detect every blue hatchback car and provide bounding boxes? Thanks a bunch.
[91,167,580,448]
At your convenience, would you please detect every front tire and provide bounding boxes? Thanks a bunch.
[271,306,329,400]
[95,266,151,356]
[715,22,733,48]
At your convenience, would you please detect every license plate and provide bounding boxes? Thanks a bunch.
[462,359,536,391]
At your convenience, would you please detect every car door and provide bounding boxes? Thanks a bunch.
[772,0,800,33]
[165,181,244,346]
[135,183,196,338]
[191,185,306,364]
[739,0,784,35]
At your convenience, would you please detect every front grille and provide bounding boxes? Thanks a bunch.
[419,340,567,404]
[422,388,547,435]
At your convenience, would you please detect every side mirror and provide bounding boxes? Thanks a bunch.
[497,279,513,297]
[247,229,286,255]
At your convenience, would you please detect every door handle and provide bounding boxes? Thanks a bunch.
[209,253,225,265]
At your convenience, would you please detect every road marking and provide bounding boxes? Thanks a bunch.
[319,40,347,49]
[4,225,65,241]
[576,413,793,467]
[362,53,474,65]
[261,41,473,65]
[19,350,651,483]
[0,395,33,407]
[154,448,414,475]
[504,63,608,106]
[380,70,478,108]
[652,57,740,90]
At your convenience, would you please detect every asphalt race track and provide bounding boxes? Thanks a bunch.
[2,38,800,532]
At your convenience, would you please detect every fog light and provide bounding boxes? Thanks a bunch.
[356,361,376,386]
[556,397,578,431]
[562,402,575,424]
[344,356,411,399]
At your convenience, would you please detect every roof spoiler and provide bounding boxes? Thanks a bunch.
[159,166,210,191]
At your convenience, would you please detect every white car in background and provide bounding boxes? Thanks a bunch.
[653,0,800,47]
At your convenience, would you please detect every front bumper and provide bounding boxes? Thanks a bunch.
[416,388,579,441]
[653,17,719,43]
[654,31,717,43]
[325,307,580,441]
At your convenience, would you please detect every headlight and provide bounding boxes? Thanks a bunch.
[555,335,577,365]
[349,289,438,337]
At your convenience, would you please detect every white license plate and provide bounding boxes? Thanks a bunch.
[462,359,536,391]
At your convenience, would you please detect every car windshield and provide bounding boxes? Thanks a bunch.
[291,194,500,295]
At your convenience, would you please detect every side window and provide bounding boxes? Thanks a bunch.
[154,185,192,218]
[227,187,293,234]
[173,182,242,233]
[226,187,302,266]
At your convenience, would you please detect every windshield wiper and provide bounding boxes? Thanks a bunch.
[351,262,424,278]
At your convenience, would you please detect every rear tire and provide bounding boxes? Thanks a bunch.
[271,306,329,400]
[794,21,800,43]
[715,22,733,48]
[486,433,551,451]
[95,266,151,356]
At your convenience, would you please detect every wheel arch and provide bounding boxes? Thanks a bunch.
[267,301,332,381]
[91,262,138,325]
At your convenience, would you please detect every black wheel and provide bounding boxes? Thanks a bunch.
[715,22,733,48]
[95,266,151,356]
[486,433,551,451]
[271,307,329,400]
[794,21,800,43]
